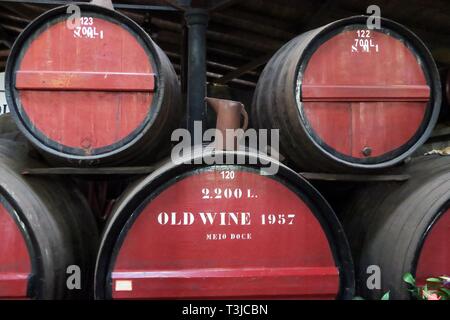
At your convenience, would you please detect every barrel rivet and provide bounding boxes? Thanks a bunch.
[362,147,372,157]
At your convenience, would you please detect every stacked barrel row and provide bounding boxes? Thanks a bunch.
[1,4,355,300]
[1,3,182,299]
[251,16,447,299]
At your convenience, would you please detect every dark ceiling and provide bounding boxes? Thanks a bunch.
[1,0,450,90]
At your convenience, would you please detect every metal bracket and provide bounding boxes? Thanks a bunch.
[22,166,157,176]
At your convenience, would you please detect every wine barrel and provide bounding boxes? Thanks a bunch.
[95,150,354,299]
[252,16,441,172]
[342,155,450,299]
[0,138,98,299]
[5,4,181,166]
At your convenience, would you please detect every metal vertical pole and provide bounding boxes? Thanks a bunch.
[184,8,208,138]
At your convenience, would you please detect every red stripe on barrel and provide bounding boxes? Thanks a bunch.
[16,71,155,92]
[112,267,339,299]
[302,84,430,102]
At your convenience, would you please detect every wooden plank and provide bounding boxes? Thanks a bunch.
[214,52,274,84]
[302,84,431,102]
[23,167,410,181]
[299,172,410,182]
[22,166,157,175]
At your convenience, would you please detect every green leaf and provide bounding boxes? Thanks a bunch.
[403,272,416,286]
[353,296,365,300]
[440,288,450,296]
[426,277,442,283]
[381,291,390,300]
